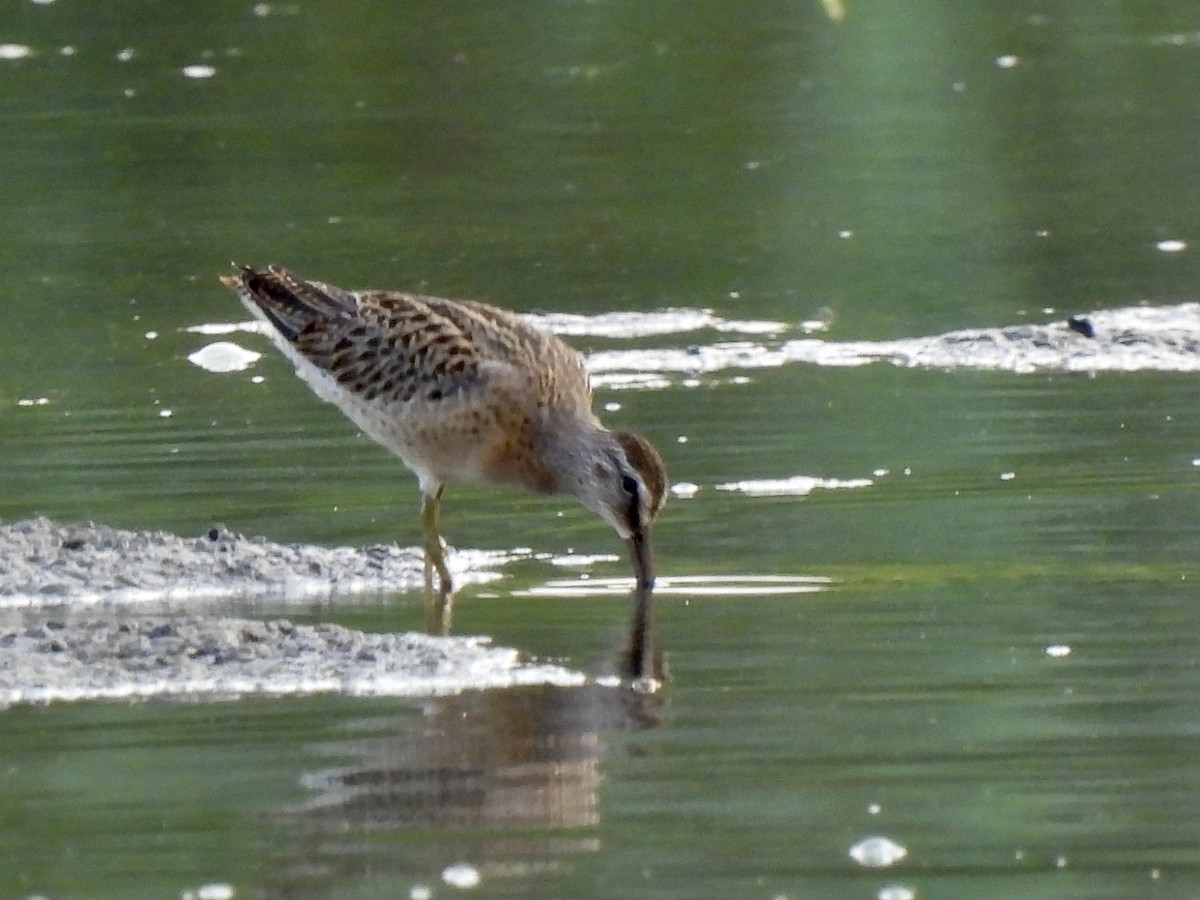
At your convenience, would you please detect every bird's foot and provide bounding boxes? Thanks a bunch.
[422,541,454,635]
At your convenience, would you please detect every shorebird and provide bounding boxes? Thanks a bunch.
[221,265,668,602]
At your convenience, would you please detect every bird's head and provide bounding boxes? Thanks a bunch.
[579,430,667,590]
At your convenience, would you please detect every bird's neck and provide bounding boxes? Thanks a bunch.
[531,411,611,498]
[477,409,606,497]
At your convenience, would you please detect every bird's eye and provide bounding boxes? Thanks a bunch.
[621,474,639,495]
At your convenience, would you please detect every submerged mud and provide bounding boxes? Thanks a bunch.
[0,517,502,608]
[0,518,581,708]
[0,615,583,708]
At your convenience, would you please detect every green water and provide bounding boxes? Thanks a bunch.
[5,1,1200,897]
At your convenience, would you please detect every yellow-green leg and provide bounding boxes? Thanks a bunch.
[421,485,453,633]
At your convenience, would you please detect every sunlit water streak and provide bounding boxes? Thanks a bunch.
[516,574,833,598]
[583,304,1200,380]
[186,304,1200,388]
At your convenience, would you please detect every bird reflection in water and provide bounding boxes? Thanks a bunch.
[625,583,665,682]
[274,682,665,890]
[427,582,665,682]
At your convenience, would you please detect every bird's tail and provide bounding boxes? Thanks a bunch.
[220,265,354,340]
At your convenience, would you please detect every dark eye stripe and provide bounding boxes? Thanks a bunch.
[623,474,642,530]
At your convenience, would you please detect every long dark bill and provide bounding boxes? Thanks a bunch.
[628,529,655,591]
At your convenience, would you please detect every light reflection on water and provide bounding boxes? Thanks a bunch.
[518,573,833,598]
[187,303,1200,391]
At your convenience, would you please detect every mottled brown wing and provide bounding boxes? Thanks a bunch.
[408,293,593,412]
[228,266,589,413]
[293,291,489,406]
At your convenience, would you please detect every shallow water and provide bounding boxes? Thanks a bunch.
[5,1,1200,897]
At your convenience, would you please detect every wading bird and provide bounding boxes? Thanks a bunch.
[222,265,667,657]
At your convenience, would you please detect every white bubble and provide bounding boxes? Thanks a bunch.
[1156,239,1186,253]
[181,885,234,900]
[182,64,216,79]
[442,862,481,888]
[0,43,33,60]
[187,341,262,373]
[670,481,700,499]
[849,835,907,868]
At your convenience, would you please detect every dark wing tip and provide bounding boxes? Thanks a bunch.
[218,263,262,290]
[219,264,359,343]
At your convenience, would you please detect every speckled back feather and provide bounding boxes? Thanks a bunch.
[226,265,588,411]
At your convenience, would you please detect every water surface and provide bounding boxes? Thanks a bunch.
[4,1,1200,897]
